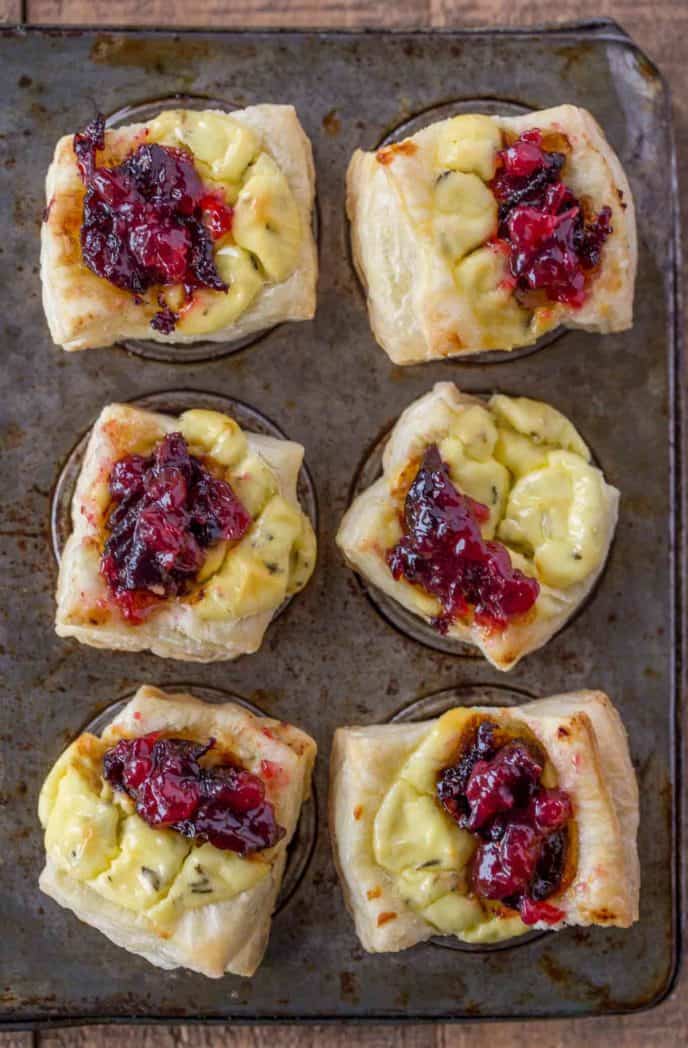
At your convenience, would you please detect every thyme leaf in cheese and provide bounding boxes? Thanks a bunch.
[148,843,270,931]
[489,395,590,460]
[233,153,302,282]
[499,450,609,588]
[371,709,553,943]
[39,730,274,937]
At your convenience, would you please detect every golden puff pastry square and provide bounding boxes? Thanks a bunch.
[329,690,639,953]
[38,685,317,978]
[347,105,636,363]
[55,402,316,661]
[42,105,317,351]
[336,382,618,671]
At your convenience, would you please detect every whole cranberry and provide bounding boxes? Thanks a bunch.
[472,822,540,899]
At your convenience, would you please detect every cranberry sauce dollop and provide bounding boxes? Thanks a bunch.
[386,445,539,633]
[101,432,251,622]
[437,721,572,925]
[103,734,285,854]
[490,128,612,308]
[74,114,234,332]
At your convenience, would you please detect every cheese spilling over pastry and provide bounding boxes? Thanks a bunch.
[38,687,318,978]
[173,243,264,335]
[39,733,271,933]
[435,114,503,180]
[232,153,303,282]
[370,710,564,942]
[149,111,260,185]
[336,383,619,670]
[165,409,315,621]
[453,246,531,349]
[425,395,606,595]
[433,171,497,264]
[146,111,302,335]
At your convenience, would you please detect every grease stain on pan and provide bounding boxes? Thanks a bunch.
[539,953,615,1007]
[90,35,212,73]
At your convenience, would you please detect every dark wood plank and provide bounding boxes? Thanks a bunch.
[0,0,22,23]
[0,1034,34,1048]
[25,1,430,27]
[40,1026,437,1047]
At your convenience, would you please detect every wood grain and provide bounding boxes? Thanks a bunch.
[0,1,21,22]
[0,1035,34,1048]
[24,1,432,27]
[0,1,684,1045]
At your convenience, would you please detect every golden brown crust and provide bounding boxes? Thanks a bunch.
[39,685,317,978]
[347,104,636,364]
[54,402,310,661]
[336,382,619,671]
[329,691,639,953]
[41,105,317,351]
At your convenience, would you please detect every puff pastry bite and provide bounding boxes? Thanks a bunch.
[38,685,317,978]
[347,105,636,363]
[330,690,639,953]
[336,382,618,670]
[55,403,316,660]
[42,105,317,350]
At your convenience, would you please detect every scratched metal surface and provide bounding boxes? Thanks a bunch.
[0,20,680,1027]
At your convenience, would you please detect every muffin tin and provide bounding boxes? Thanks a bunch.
[0,19,681,1026]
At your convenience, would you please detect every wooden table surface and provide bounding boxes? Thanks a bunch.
[0,1,685,1044]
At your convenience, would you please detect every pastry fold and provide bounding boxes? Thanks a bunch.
[347,104,636,363]
[329,691,639,953]
[336,382,618,670]
[55,402,316,661]
[39,685,317,978]
[42,105,317,351]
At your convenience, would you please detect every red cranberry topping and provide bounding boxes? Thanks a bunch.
[200,192,235,240]
[519,896,566,926]
[74,113,231,332]
[490,128,612,308]
[101,432,251,622]
[437,720,572,925]
[387,445,539,632]
[464,742,543,832]
[103,734,285,855]
[150,305,179,335]
[74,113,105,182]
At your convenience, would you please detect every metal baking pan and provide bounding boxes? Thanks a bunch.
[0,18,681,1028]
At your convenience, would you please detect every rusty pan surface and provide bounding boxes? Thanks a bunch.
[0,19,681,1026]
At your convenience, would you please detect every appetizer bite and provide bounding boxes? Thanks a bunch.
[39,685,317,978]
[330,691,639,952]
[55,403,316,660]
[41,106,317,350]
[336,382,618,670]
[347,105,636,363]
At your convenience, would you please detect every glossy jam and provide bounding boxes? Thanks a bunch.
[74,114,233,331]
[387,445,539,632]
[437,721,572,925]
[490,128,612,308]
[103,734,284,854]
[101,432,251,622]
